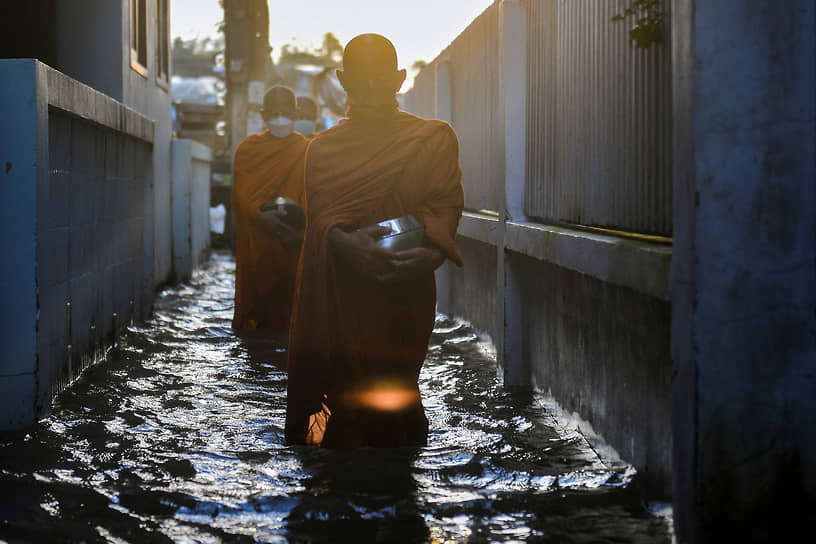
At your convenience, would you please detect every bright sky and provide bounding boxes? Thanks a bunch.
[171,0,495,89]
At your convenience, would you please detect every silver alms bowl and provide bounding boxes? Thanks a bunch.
[261,196,305,230]
[372,215,425,251]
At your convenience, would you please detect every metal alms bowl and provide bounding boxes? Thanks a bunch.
[261,196,305,230]
[372,215,425,251]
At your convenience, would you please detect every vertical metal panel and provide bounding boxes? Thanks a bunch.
[405,4,502,212]
[408,65,436,120]
[524,0,672,236]
[449,3,502,212]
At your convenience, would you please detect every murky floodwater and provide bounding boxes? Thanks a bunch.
[1,252,673,543]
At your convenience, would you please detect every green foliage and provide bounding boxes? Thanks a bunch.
[321,32,343,64]
[411,60,428,73]
[172,36,225,78]
[610,0,666,49]
[278,32,343,66]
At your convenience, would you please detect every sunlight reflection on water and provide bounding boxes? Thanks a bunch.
[0,252,673,543]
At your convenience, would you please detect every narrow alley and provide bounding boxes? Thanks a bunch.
[0,253,672,543]
[3,1,814,541]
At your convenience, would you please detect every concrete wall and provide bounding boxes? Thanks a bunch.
[510,252,672,494]
[117,0,174,289]
[438,236,499,348]
[55,0,124,101]
[436,218,674,497]
[190,147,213,272]
[413,0,675,497]
[172,139,213,281]
[441,215,675,496]
[45,0,173,289]
[0,60,44,430]
[671,0,816,541]
[0,60,155,430]
[0,4,207,432]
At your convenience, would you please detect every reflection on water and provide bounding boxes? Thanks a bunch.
[0,252,673,543]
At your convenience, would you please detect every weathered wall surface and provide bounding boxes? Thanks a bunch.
[435,221,673,497]
[119,0,174,288]
[190,147,213,272]
[0,60,155,430]
[410,1,674,497]
[55,0,124,101]
[510,252,672,495]
[172,140,213,281]
[438,236,500,348]
[672,0,816,540]
[0,60,44,429]
[40,111,153,406]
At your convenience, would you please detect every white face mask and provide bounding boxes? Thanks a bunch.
[295,120,317,136]
[266,116,295,138]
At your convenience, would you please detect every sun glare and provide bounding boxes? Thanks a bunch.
[172,0,494,88]
[353,385,421,412]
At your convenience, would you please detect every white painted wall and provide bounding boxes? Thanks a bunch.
[172,139,213,281]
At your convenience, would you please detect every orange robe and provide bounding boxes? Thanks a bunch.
[231,130,309,330]
[285,111,464,447]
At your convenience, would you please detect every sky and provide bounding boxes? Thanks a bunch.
[171,0,495,89]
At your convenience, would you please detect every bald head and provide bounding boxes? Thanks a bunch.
[342,34,398,78]
[297,96,318,121]
[262,85,297,120]
[337,34,406,105]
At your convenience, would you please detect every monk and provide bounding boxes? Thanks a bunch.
[295,96,320,138]
[285,34,465,448]
[231,86,309,331]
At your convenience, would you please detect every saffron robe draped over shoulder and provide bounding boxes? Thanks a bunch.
[285,111,464,447]
[231,130,309,330]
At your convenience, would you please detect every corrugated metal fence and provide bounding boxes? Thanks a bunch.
[408,67,435,128]
[525,0,672,235]
[406,0,672,236]
[449,3,502,212]
[407,3,503,213]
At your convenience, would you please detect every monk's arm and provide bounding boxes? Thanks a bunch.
[232,143,302,247]
[413,123,465,267]
[329,225,397,278]
[256,209,302,248]
[231,145,262,221]
[375,245,446,284]
[379,124,464,285]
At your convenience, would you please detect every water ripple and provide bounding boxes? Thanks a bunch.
[0,252,672,543]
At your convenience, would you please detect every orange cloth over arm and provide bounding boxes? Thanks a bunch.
[231,131,309,330]
[285,112,464,447]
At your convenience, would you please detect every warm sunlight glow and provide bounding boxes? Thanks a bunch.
[172,0,494,89]
[353,386,420,412]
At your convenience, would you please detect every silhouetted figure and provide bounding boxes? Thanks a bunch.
[285,34,465,448]
[295,95,321,138]
[231,85,308,331]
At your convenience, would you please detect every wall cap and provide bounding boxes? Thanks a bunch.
[12,60,158,143]
[456,213,672,300]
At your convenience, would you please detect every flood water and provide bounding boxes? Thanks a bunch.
[1,252,673,543]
